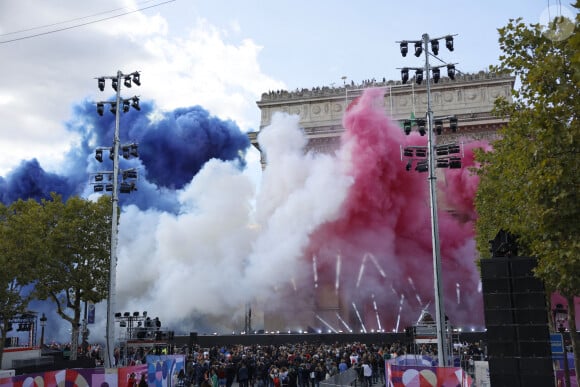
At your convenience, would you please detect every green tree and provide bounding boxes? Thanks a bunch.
[475,13,580,378]
[32,194,111,361]
[0,199,44,367]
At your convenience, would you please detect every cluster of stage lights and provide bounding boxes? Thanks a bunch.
[96,72,141,116]
[403,116,458,136]
[399,36,456,85]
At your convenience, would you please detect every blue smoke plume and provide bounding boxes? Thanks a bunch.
[0,99,251,212]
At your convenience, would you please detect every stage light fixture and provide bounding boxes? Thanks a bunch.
[94,184,104,192]
[445,35,454,51]
[404,148,413,157]
[415,69,423,85]
[436,145,448,156]
[106,184,113,192]
[401,68,409,84]
[97,102,104,116]
[133,312,139,317]
[435,119,443,135]
[432,67,440,83]
[430,39,439,55]
[131,97,141,111]
[447,64,456,80]
[124,76,132,88]
[115,313,122,318]
[120,182,136,194]
[417,119,426,136]
[436,158,449,168]
[449,116,458,132]
[112,78,118,92]
[403,120,412,135]
[95,174,104,182]
[110,102,117,115]
[132,72,141,86]
[414,41,422,57]
[448,144,460,154]
[130,144,139,157]
[400,41,408,57]
[449,157,461,169]
[95,149,103,162]
[415,148,427,158]
[122,99,130,113]
[415,160,428,172]
[98,78,105,92]
[406,160,412,171]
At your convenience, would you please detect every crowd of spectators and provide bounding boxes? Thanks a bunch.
[181,342,394,387]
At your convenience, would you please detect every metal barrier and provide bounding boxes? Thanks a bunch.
[320,367,360,387]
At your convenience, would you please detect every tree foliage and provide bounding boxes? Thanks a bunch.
[0,194,112,362]
[0,199,46,366]
[475,9,579,378]
[31,193,112,360]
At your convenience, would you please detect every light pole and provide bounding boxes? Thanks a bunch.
[94,70,141,368]
[39,313,47,348]
[554,303,571,387]
[397,33,458,367]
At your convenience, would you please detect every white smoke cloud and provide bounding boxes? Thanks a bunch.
[94,112,353,336]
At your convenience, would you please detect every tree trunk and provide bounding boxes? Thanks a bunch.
[70,322,79,361]
[566,295,579,386]
[0,330,6,371]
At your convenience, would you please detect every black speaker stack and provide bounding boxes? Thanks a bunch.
[481,255,554,387]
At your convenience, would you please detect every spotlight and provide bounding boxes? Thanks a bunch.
[124,76,132,88]
[130,144,139,157]
[110,102,117,115]
[415,160,428,172]
[400,41,408,57]
[436,158,449,168]
[132,72,141,86]
[131,97,141,111]
[94,184,104,192]
[415,69,423,85]
[122,146,131,159]
[435,119,443,135]
[123,169,137,179]
[447,64,456,80]
[124,312,131,317]
[112,78,118,92]
[97,102,104,116]
[403,120,412,135]
[430,39,439,55]
[120,182,137,194]
[98,77,105,92]
[95,149,103,162]
[445,35,454,51]
[449,116,458,132]
[414,41,422,57]
[106,184,113,192]
[122,99,130,113]
[448,144,460,154]
[401,68,409,84]
[133,312,139,317]
[417,119,426,136]
[436,145,448,156]
[403,148,413,157]
[432,67,440,83]
[449,156,462,169]
[405,160,412,171]
[95,174,104,182]
[415,148,427,158]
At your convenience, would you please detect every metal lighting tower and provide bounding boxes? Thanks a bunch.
[422,33,448,367]
[93,70,141,368]
[397,33,458,367]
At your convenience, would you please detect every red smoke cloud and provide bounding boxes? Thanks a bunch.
[307,88,486,331]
